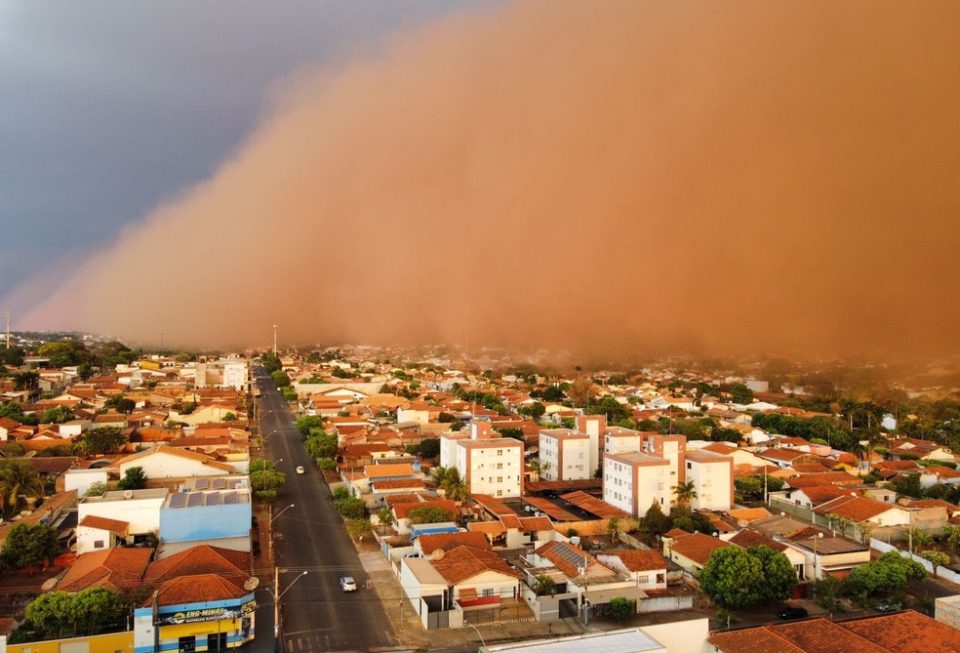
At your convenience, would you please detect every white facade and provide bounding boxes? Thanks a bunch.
[454,438,524,498]
[77,489,168,552]
[65,468,109,497]
[223,361,248,391]
[604,431,642,455]
[684,450,733,512]
[539,430,591,481]
[603,452,671,518]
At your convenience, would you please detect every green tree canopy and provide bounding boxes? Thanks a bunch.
[37,340,92,367]
[335,497,368,519]
[271,370,291,388]
[700,545,797,609]
[117,466,147,491]
[0,459,43,516]
[0,522,59,570]
[608,596,634,622]
[40,406,75,424]
[408,505,455,524]
[640,500,671,536]
[843,551,925,601]
[78,426,127,455]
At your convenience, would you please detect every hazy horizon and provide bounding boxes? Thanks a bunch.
[8,0,960,359]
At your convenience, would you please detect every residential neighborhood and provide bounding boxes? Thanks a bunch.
[1,338,960,652]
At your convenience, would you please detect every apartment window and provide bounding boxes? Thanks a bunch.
[497,450,503,456]
[497,463,503,470]
[482,588,495,597]
[656,573,665,584]
[94,540,105,549]
[496,489,503,497]
[637,575,650,585]
[686,462,692,470]
[497,476,503,482]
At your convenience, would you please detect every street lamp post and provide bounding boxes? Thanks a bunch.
[268,570,308,653]
[813,532,824,580]
[467,623,486,650]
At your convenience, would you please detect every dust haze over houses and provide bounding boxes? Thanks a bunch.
[12,0,960,358]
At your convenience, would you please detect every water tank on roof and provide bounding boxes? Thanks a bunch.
[123,490,133,499]
[570,536,581,546]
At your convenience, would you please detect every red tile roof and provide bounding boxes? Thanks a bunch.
[79,515,130,536]
[418,532,490,554]
[604,549,668,572]
[59,548,152,593]
[430,545,518,584]
[669,532,731,565]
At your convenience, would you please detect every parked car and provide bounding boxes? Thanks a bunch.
[777,606,808,620]
[339,576,358,592]
[296,465,305,474]
[875,598,902,612]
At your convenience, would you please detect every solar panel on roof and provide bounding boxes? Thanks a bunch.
[187,493,203,507]
[213,478,226,490]
[553,542,589,570]
[206,492,222,506]
[169,493,186,508]
[195,479,209,490]
[223,492,238,504]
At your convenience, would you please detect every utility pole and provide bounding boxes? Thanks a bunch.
[273,324,278,354]
[4,306,10,349]
[159,330,164,352]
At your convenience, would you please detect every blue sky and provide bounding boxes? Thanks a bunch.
[0,0,483,305]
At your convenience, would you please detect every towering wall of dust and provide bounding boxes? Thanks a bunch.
[18,0,960,355]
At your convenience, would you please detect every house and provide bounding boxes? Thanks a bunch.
[596,550,668,591]
[603,451,672,517]
[538,429,592,481]
[58,547,153,593]
[786,533,872,580]
[727,529,808,581]
[116,445,235,480]
[887,438,956,463]
[813,494,913,531]
[663,531,731,575]
[709,610,960,653]
[392,499,458,535]
[77,488,169,554]
[683,449,734,511]
[0,416,21,441]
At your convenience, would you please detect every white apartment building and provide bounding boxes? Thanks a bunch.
[576,414,605,476]
[194,358,249,391]
[443,421,524,498]
[539,429,592,481]
[642,433,687,485]
[603,452,671,518]
[604,427,642,455]
[684,449,734,511]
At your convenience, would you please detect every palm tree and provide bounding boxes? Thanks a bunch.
[0,460,44,516]
[442,467,468,502]
[430,465,450,488]
[673,481,697,507]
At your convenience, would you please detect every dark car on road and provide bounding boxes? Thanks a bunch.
[777,606,809,620]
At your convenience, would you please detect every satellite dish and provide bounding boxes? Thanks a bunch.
[244,577,260,591]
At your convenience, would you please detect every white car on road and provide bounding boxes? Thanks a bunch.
[295,465,305,475]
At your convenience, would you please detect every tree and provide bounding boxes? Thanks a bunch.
[0,459,44,516]
[519,402,546,420]
[71,587,126,635]
[533,574,557,596]
[641,500,671,536]
[249,460,286,501]
[104,395,136,414]
[891,473,923,499]
[672,481,697,507]
[608,596,634,622]
[335,497,368,519]
[700,546,796,609]
[40,406,75,424]
[261,352,282,373]
[843,551,925,602]
[271,370,291,388]
[24,591,74,638]
[13,370,39,391]
[117,466,147,491]
[567,377,596,407]
[78,426,126,455]
[607,517,622,544]
[295,415,323,437]
[318,457,336,471]
[813,575,843,613]
[84,481,108,497]
[728,383,754,404]
[921,550,950,573]
[346,518,372,540]
[377,507,394,527]
[37,340,91,368]
[942,525,960,555]
[0,523,59,570]
[408,505,455,524]
[417,438,441,459]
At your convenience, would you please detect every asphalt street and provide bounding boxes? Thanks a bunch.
[254,368,395,653]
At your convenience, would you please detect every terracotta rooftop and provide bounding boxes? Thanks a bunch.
[59,548,152,593]
[430,545,518,584]
[669,532,731,565]
[79,515,130,536]
[813,495,899,522]
[559,490,629,519]
[841,610,960,653]
[393,499,456,520]
[145,544,249,588]
[417,532,490,554]
[152,573,247,607]
[603,549,668,572]
[728,529,786,552]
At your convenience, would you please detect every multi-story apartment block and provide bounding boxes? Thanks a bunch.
[683,449,734,511]
[441,420,524,498]
[603,452,671,518]
[539,429,592,481]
